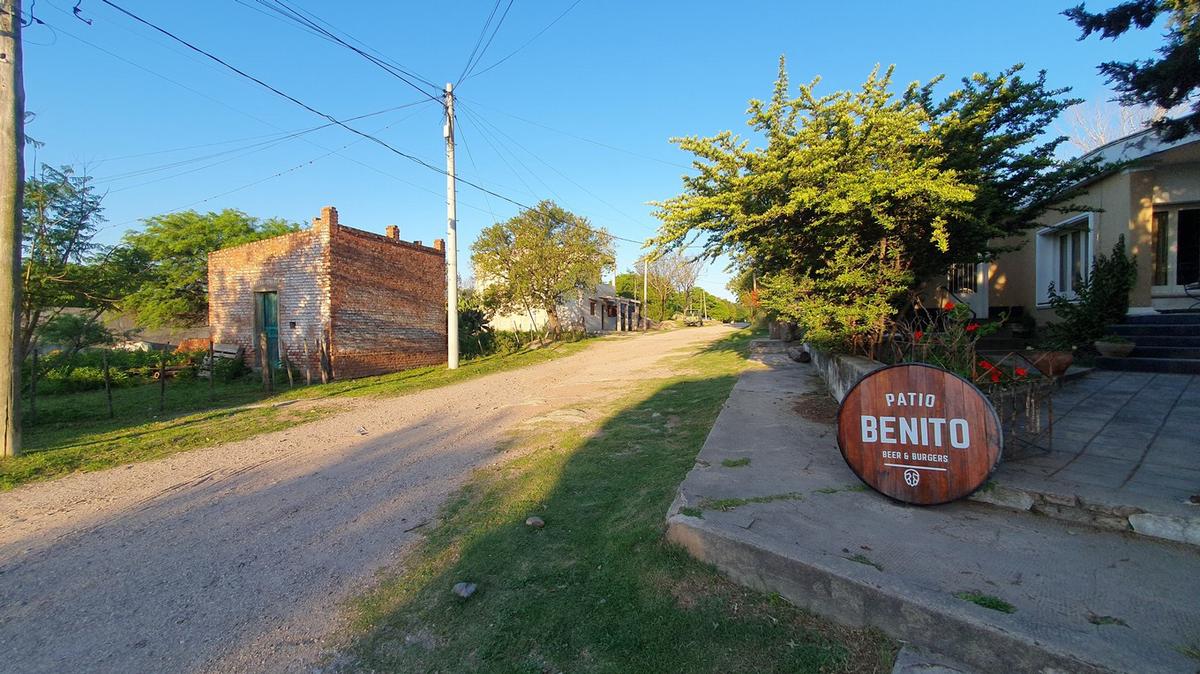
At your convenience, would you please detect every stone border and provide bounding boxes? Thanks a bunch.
[804,343,1200,548]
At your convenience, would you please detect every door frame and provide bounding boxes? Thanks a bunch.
[253,290,281,368]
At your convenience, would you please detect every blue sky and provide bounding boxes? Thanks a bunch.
[24,1,1163,299]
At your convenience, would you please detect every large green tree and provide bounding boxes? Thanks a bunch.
[121,209,297,328]
[21,165,105,355]
[1066,1,1200,141]
[653,60,1100,353]
[471,200,614,335]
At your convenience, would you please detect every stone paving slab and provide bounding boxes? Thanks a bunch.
[985,370,1200,545]
[667,349,1200,674]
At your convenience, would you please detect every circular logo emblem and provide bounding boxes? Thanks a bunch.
[836,363,1002,505]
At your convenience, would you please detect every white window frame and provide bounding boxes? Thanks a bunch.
[1035,213,1095,307]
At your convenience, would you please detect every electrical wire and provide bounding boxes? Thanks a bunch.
[463,0,584,82]
[457,0,514,85]
[241,0,444,104]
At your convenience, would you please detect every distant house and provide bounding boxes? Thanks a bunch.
[947,129,1200,320]
[208,206,447,380]
[488,282,644,333]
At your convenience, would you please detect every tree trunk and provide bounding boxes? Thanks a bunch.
[0,1,25,456]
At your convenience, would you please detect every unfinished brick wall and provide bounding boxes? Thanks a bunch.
[329,226,446,378]
[208,205,445,381]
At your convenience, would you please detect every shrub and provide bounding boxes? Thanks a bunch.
[1044,236,1137,350]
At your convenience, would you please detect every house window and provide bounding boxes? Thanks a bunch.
[589,300,596,316]
[1036,214,1093,305]
[1150,207,1200,288]
[1153,211,1169,286]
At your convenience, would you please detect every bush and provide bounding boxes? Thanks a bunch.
[1044,235,1137,350]
[39,365,135,394]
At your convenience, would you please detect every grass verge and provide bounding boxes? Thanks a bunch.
[2,340,594,490]
[339,330,894,673]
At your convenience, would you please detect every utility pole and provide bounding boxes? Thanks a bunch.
[702,288,707,322]
[642,256,648,330]
[444,82,459,370]
[0,0,24,457]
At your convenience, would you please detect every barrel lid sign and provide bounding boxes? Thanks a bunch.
[836,363,1002,505]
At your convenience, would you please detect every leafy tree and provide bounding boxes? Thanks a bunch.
[1065,1,1200,141]
[471,201,614,335]
[35,313,114,374]
[653,59,1101,354]
[21,165,106,355]
[121,209,298,328]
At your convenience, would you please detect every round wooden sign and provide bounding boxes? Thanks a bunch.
[836,363,1002,505]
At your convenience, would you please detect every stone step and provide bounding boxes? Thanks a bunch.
[1118,331,1200,342]
[1096,355,1200,374]
[1123,312,1200,325]
[1131,345,1200,359]
[1110,323,1200,337]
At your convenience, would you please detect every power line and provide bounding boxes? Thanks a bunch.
[97,0,664,251]
[457,0,514,85]
[456,96,693,170]
[97,101,448,233]
[92,101,424,164]
[239,0,443,104]
[94,101,428,183]
[464,0,585,82]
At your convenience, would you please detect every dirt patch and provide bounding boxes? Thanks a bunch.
[793,392,838,423]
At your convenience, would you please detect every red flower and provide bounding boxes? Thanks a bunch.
[978,359,995,370]
[913,330,924,341]
[1015,367,1028,377]
[990,371,1002,383]
[943,301,955,310]
[965,322,979,332]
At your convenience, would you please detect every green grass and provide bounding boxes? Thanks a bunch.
[955,592,1016,614]
[339,330,893,673]
[2,340,594,490]
[700,492,805,512]
[721,457,751,468]
[845,554,883,572]
[1086,613,1127,627]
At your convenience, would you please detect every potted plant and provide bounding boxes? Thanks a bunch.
[1025,343,1075,377]
[1094,333,1135,358]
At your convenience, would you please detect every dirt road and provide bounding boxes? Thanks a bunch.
[0,325,732,673]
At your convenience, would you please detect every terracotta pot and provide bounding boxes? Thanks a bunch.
[1028,350,1074,377]
[1095,340,1135,358]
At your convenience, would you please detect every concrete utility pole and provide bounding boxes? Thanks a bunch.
[444,82,459,369]
[0,0,24,457]
[702,288,708,322]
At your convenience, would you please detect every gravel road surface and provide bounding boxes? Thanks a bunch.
[0,325,731,673]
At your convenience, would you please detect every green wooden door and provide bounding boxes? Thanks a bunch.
[256,291,280,368]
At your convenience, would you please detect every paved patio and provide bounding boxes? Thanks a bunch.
[995,371,1200,514]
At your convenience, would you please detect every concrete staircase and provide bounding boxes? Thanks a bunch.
[1101,312,1200,374]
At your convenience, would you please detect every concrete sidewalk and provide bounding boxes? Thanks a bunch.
[666,343,1200,674]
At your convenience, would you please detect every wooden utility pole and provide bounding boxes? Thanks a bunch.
[444,83,459,370]
[0,0,24,457]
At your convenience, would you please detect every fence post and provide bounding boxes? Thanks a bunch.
[208,340,215,401]
[103,349,113,419]
[259,333,273,393]
[159,344,168,413]
[301,337,311,385]
[281,342,294,388]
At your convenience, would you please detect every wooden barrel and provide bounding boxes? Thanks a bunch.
[836,363,1002,505]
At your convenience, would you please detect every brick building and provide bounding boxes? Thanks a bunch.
[208,206,446,380]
